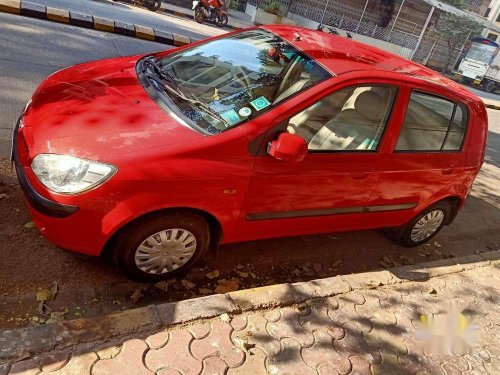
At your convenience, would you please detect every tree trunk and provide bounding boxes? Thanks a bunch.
[442,41,455,74]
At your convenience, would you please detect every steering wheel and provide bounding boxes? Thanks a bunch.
[275,57,300,100]
[234,66,253,98]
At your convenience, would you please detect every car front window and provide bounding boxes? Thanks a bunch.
[151,29,331,134]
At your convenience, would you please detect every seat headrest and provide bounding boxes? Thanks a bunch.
[354,91,386,122]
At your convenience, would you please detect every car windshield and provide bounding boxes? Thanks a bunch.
[465,42,497,64]
[149,29,331,134]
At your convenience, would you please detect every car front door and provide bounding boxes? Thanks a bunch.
[233,83,400,242]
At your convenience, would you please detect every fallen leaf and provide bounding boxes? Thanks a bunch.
[24,221,36,229]
[331,260,342,268]
[379,261,392,268]
[51,282,58,300]
[153,281,168,292]
[198,288,212,295]
[36,301,46,315]
[215,279,239,294]
[219,313,230,322]
[206,270,220,279]
[130,288,144,304]
[74,312,82,316]
[48,312,65,322]
[36,288,52,302]
[0,193,8,199]
[313,263,322,273]
[237,271,249,278]
[242,341,256,352]
[181,279,196,290]
[399,255,414,266]
[292,269,302,277]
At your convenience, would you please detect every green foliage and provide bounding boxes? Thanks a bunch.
[261,0,284,16]
[434,13,483,49]
[440,0,465,9]
[433,12,483,71]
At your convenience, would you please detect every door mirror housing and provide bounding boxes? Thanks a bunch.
[268,133,308,162]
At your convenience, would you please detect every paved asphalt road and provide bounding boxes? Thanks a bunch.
[466,85,500,101]
[25,0,225,40]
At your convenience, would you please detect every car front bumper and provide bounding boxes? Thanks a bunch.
[12,119,112,256]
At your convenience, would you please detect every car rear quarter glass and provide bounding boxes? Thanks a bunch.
[395,92,468,152]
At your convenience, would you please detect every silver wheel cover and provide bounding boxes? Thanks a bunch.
[410,210,444,242]
[134,229,197,274]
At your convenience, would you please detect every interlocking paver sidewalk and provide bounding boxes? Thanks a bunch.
[3,262,498,375]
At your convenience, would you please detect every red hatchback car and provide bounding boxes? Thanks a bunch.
[13,26,487,281]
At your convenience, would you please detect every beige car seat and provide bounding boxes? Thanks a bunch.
[309,91,388,151]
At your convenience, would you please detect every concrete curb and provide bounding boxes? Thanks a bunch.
[1,250,498,363]
[0,0,197,47]
[484,102,500,110]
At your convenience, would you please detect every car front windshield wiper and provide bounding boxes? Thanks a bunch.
[142,57,227,128]
[143,56,181,91]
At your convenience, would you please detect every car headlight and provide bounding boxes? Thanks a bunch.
[31,154,117,194]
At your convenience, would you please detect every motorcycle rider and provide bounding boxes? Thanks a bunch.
[200,0,224,19]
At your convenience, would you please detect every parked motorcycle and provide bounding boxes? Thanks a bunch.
[192,0,228,27]
[132,0,162,11]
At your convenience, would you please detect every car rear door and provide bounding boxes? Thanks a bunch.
[366,84,471,227]
[232,82,402,242]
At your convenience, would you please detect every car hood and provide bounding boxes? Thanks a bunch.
[22,55,204,162]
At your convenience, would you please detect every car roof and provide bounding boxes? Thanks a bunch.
[262,25,477,102]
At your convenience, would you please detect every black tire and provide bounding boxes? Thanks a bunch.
[215,14,228,27]
[113,212,209,282]
[484,80,496,93]
[146,0,161,11]
[194,8,205,23]
[385,201,451,248]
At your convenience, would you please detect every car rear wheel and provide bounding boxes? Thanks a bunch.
[113,212,209,281]
[385,201,451,247]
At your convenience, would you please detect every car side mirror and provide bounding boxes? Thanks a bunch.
[268,133,308,162]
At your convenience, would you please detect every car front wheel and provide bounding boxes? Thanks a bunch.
[385,201,451,247]
[113,212,209,281]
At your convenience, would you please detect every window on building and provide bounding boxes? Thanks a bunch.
[487,33,499,42]
[395,92,468,152]
[484,7,491,18]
